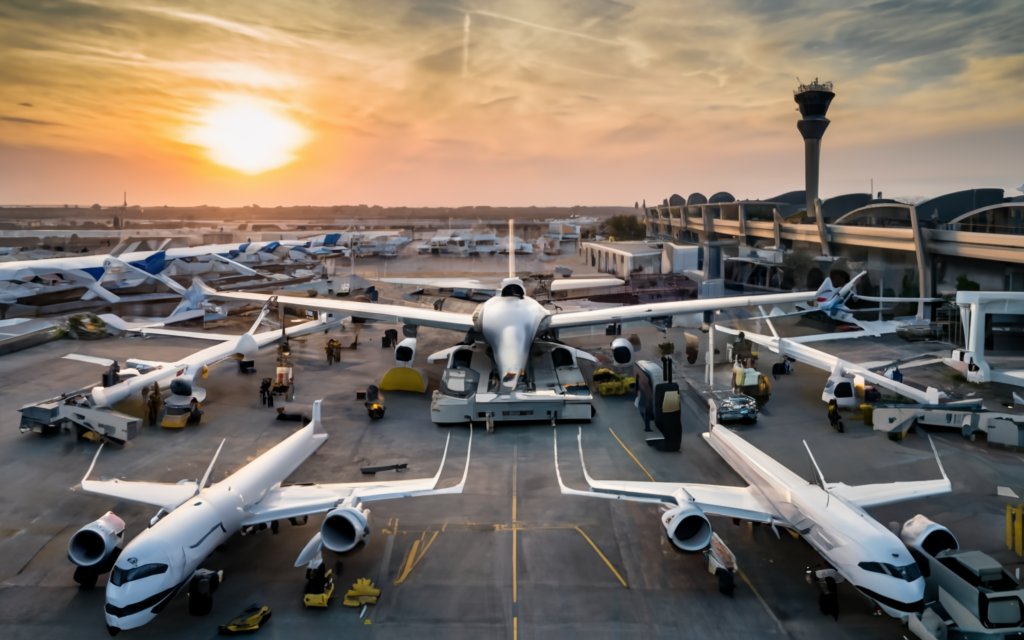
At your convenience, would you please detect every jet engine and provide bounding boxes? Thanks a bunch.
[169,377,193,397]
[900,514,959,557]
[68,511,125,586]
[320,503,371,553]
[661,504,713,552]
[394,337,416,367]
[611,337,635,365]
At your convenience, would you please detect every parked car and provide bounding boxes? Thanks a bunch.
[219,604,271,635]
[592,368,636,397]
[717,394,759,424]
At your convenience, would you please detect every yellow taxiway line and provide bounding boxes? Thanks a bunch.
[608,427,655,481]
[574,526,628,588]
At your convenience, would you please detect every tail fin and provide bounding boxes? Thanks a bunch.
[507,218,516,278]
[837,270,868,301]
[814,277,835,304]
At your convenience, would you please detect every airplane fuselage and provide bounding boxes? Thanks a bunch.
[703,426,925,616]
[473,278,551,393]
[102,421,327,632]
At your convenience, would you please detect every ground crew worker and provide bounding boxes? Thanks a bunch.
[325,339,336,365]
[260,378,272,407]
[146,382,163,426]
[827,398,843,432]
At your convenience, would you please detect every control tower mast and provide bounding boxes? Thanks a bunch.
[794,78,835,225]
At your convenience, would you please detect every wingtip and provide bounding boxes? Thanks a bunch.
[82,442,106,486]
[311,399,325,436]
[927,435,949,482]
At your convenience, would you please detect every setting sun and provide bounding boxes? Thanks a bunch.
[187,97,308,174]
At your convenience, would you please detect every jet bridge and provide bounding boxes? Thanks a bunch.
[872,402,1024,446]
[945,291,1024,387]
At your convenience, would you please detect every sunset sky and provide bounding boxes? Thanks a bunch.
[1,0,1021,208]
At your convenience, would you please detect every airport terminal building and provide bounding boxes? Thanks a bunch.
[643,187,1024,293]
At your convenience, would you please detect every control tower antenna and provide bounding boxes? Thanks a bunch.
[794,78,835,254]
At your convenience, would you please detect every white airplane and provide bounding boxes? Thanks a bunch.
[0,240,300,304]
[758,271,940,335]
[81,302,335,410]
[715,324,952,408]
[69,400,471,634]
[19,300,339,443]
[554,401,951,618]
[200,221,820,396]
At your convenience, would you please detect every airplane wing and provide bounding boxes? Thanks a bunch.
[715,325,944,404]
[240,428,472,526]
[545,290,815,330]
[380,277,497,290]
[64,353,118,367]
[827,436,951,508]
[198,282,475,333]
[554,429,780,525]
[78,444,197,511]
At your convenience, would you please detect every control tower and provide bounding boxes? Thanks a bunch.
[794,78,835,221]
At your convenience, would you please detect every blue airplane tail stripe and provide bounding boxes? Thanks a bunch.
[130,251,167,275]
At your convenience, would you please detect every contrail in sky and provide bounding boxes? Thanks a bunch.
[462,13,471,78]
[472,10,620,47]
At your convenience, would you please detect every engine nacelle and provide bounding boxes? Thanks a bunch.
[900,514,959,557]
[68,511,126,571]
[169,377,193,397]
[234,332,259,361]
[394,338,417,367]
[661,503,713,552]
[611,337,635,366]
[320,504,371,553]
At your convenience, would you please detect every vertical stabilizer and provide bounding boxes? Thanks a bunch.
[508,218,515,278]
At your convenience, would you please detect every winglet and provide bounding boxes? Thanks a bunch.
[927,435,948,483]
[449,425,473,493]
[802,440,828,489]
[96,314,129,332]
[551,427,595,498]
[197,439,226,493]
[192,276,217,297]
[425,425,473,495]
[310,399,325,437]
[576,427,601,488]
[81,442,106,486]
[246,296,275,334]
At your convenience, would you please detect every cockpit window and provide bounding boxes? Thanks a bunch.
[110,563,169,586]
[858,561,922,582]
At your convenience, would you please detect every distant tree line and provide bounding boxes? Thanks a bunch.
[599,214,646,240]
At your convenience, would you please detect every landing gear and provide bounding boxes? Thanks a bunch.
[73,566,99,589]
[187,568,223,616]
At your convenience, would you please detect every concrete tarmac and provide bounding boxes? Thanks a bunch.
[0,308,1022,639]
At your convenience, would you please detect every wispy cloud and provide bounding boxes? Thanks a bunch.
[0,0,1022,206]
[0,115,61,126]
